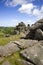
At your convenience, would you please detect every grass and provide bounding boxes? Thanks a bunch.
[0,32,4,37]
[0,34,22,46]
[0,34,25,65]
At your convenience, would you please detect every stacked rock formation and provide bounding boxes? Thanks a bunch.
[25,19,43,40]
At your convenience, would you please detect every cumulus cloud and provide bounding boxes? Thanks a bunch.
[18,3,36,14]
[18,2,43,19]
[3,0,35,7]
[33,9,41,16]
[33,5,43,19]
[5,0,27,6]
[41,6,43,13]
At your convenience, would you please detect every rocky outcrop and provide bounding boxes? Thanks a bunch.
[25,19,43,40]
[14,22,30,35]
[30,19,43,31]
[14,39,38,49]
[34,29,43,40]
[14,22,26,34]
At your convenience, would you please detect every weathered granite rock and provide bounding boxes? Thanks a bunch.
[18,59,34,65]
[14,39,38,49]
[25,19,43,40]
[20,44,43,65]
[39,40,43,46]
[30,19,43,31]
[0,42,19,57]
[2,61,10,65]
[34,29,43,40]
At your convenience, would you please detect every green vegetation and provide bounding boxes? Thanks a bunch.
[0,32,4,37]
[0,27,15,36]
[0,34,22,45]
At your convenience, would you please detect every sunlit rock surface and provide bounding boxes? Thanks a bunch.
[0,42,19,57]
[25,19,43,40]
[20,44,43,65]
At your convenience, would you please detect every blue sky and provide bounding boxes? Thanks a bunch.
[0,0,43,27]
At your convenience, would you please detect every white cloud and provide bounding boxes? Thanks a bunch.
[4,0,35,7]
[18,3,43,22]
[33,5,43,19]
[41,6,43,13]
[18,3,43,18]
[18,3,36,14]
[33,9,41,16]
[5,0,27,6]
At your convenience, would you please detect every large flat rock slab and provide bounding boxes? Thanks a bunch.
[0,42,19,57]
[14,39,38,49]
[20,44,43,65]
